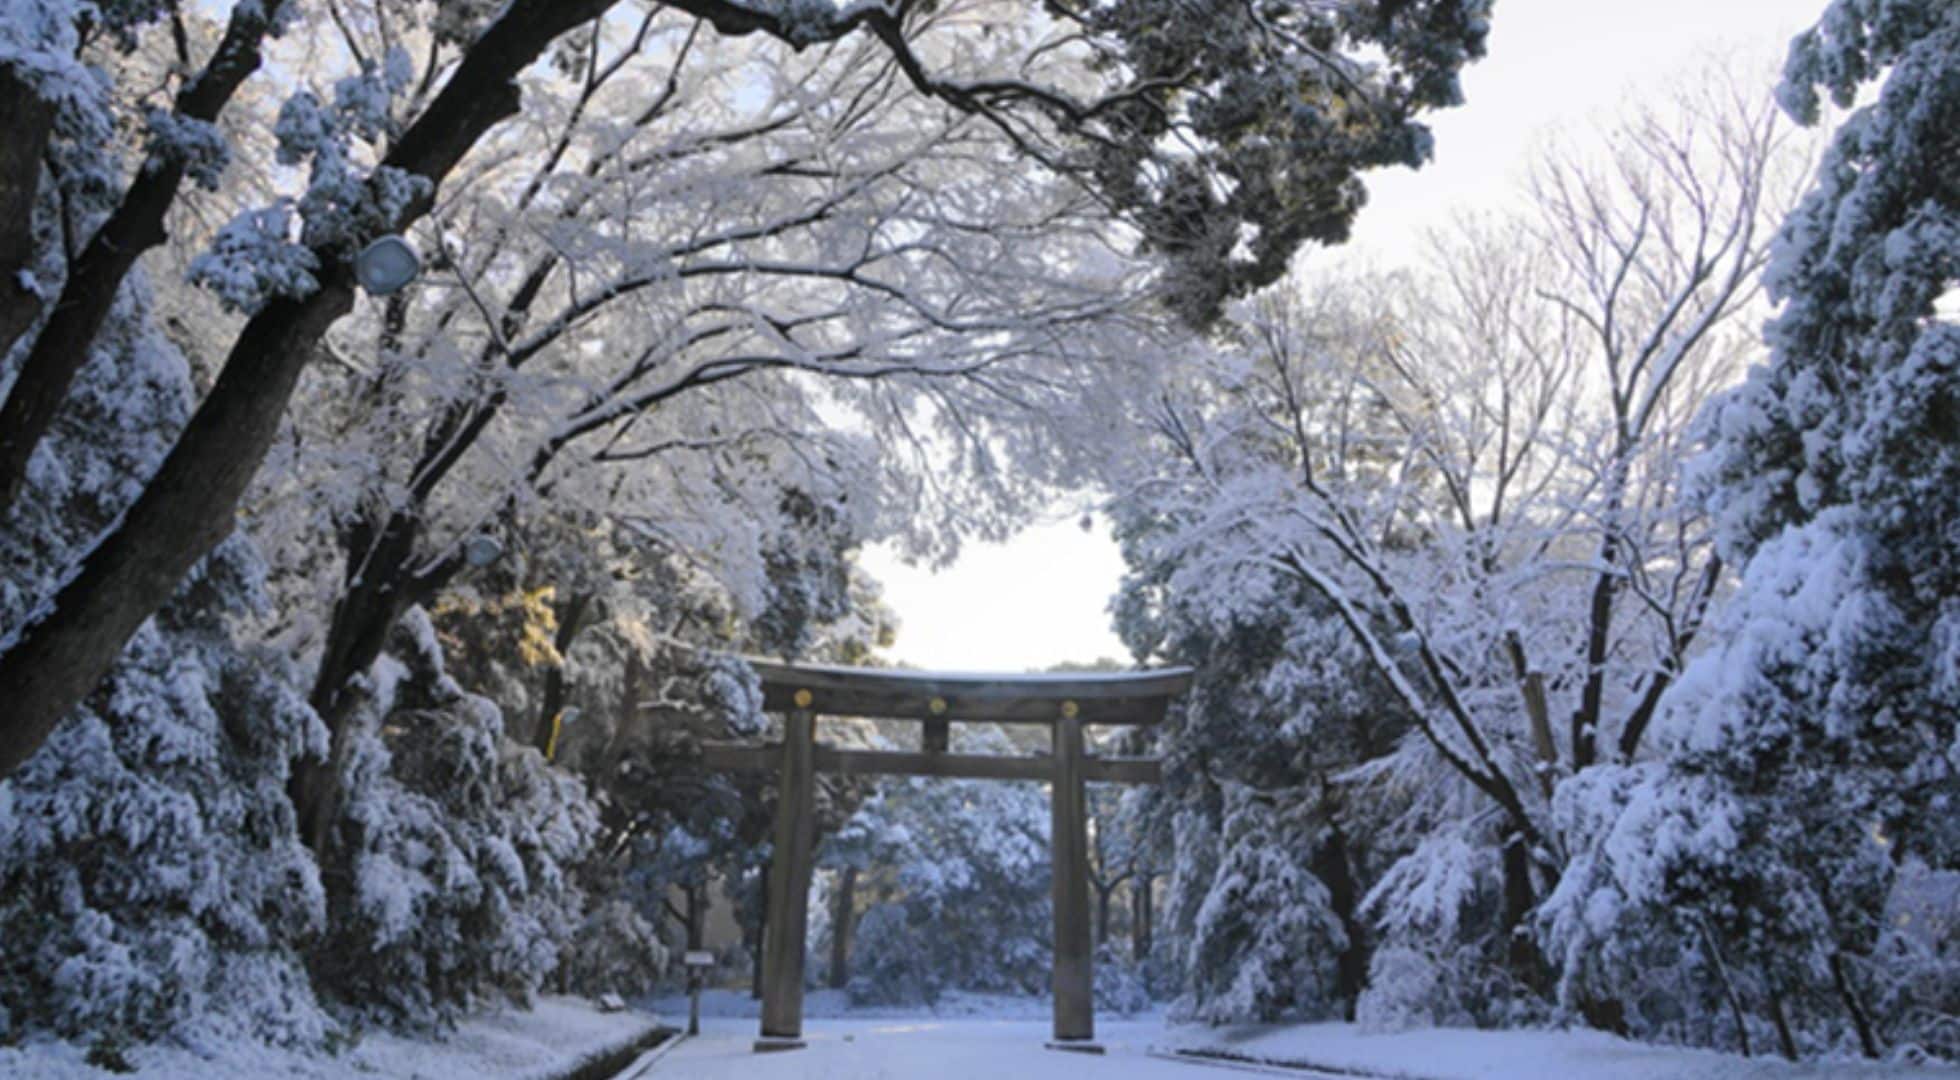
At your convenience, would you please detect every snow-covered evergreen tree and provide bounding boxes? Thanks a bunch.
[824,732,1054,1005]
[0,276,333,1048]
[1109,450,1409,1023]
[1182,788,1348,1023]
[1560,1,1960,1058]
[311,607,611,1029]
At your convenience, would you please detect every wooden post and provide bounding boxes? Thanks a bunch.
[1047,708,1099,1051]
[924,696,949,752]
[757,708,817,1051]
[828,864,857,989]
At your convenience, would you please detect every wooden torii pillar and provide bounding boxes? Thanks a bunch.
[702,659,1193,1054]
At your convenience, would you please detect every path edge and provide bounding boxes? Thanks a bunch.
[535,1018,678,1080]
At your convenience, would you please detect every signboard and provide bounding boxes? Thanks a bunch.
[684,950,715,968]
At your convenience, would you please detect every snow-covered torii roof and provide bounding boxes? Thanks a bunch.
[740,657,1195,725]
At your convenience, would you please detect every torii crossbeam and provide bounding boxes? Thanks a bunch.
[701,658,1192,1054]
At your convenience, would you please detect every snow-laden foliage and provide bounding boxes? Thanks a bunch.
[0,278,331,1047]
[311,607,603,1029]
[1093,942,1153,1018]
[1109,532,1393,1022]
[557,899,668,999]
[186,204,319,315]
[1088,66,1812,1041]
[1180,789,1348,1024]
[1566,1,1960,1059]
[824,734,1054,1005]
[0,602,331,1049]
[0,0,114,170]
[1695,0,1960,870]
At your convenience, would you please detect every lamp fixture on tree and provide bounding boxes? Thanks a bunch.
[354,235,422,295]
[463,533,503,568]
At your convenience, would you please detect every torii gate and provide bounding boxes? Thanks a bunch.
[701,658,1192,1054]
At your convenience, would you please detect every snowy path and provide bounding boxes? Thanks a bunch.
[635,1015,1322,1079]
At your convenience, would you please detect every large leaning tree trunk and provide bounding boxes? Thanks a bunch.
[0,2,292,511]
[0,0,619,781]
[0,68,54,364]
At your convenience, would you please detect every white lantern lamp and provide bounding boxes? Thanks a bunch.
[355,235,423,295]
[463,534,503,568]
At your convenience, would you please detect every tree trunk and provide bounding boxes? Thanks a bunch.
[1500,828,1552,997]
[0,69,52,365]
[1569,486,1627,772]
[1829,952,1881,1059]
[1095,881,1115,946]
[1697,916,1751,1057]
[0,2,291,512]
[290,510,424,853]
[1313,822,1367,1020]
[828,865,857,989]
[0,0,619,786]
[1131,873,1153,962]
[533,589,593,754]
[1767,983,1799,1061]
[686,882,705,952]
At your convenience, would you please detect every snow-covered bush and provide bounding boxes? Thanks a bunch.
[311,608,600,1029]
[1177,789,1347,1023]
[1351,825,1546,1033]
[832,750,1054,1005]
[0,590,332,1049]
[557,900,668,998]
[1355,945,1463,1033]
[1094,944,1152,1018]
[1536,764,1751,1048]
[0,279,332,1048]
[845,903,943,1006]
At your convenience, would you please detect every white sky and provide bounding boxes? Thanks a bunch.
[863,0,1827,674]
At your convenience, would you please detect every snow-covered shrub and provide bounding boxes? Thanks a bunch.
[1353,827,1548,1033]
[833,753,1054,1005]
[0,598,332,1048]
[1094,944,1152,1018]
[1176,789,1347,1023]
[1872,865,1960,1059]
[1537,765,1747,1048]
[845,903,942,1006]
[1356,945,1460,1033]
[557,899,668,998]
[311,608,600,1029]
[0,278,332,1048]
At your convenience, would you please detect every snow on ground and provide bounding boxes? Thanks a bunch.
[0,995,664,1079]
[1161,1022,1960,1080]
[640,1014,1255,1080]
[645,991,1960,1080]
